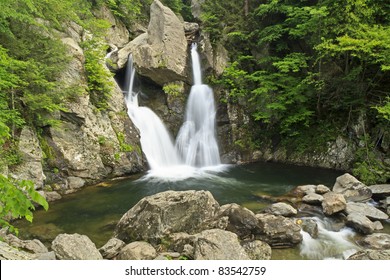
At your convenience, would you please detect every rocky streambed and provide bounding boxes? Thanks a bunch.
[1,173,389,260]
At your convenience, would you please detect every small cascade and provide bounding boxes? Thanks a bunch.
[123,43,222,177]
[299,217,360,259]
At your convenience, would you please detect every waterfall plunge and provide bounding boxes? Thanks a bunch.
[124,44,222,179]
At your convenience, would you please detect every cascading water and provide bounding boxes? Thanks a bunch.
[175,44,221,167]
[124,55,180,170]
[124,43,222,178]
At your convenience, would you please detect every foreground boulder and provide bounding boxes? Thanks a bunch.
[359,233,390,250]
[114,190,220,243]
[52,233,103,260]
[321,192,347,215]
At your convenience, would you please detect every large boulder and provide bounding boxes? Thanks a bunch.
[51,233,103,260]
[255,214,302,248]
[117,0,188,86]
[114,190,220,243]
[333,173,372,202]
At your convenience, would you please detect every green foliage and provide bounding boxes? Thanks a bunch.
[117,132,133,152]
[0,175,49,234]
[163,82,183,97]
[82,35,114,110]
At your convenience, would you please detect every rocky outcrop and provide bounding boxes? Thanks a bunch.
[51,233,103,260]
[114,190,220,243]
[11,127,45,189]
[117,0,188,86]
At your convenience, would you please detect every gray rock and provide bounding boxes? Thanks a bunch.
[294,185,317,196]
[52,233,103,260]
[333,173,372,202]
[99,238,125,259]
[345,202,389,220]
[255,214,302,248]
[218,203,259,239]
[348,249,390,260]
[322,192,347,215]
[241,240,272,260]
[0,241,35,260]
[11,127,45,189]
[346,213,375,234]
[315,184,331,194]
[373,221,384,230]
[368,184,390,198]
[300,219,319,238]
[360,233,390,250]
[302,193,324,204]
[4,234,48,254]
[117,241,157,260]
[114,190,220,243]
[35,251,56,260]
[193,229,250,260]
[45,191,62,202]
[67,176,85,190]
[263,202,298,216]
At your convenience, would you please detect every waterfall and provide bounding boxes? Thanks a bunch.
[175,44,221,167]
[124,43,222,177]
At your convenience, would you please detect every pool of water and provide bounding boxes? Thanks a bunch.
[16,161,368,258]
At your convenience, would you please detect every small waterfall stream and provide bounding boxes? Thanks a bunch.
[124,43,222,178]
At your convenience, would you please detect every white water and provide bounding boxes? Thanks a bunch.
[299,217,359,259]
[124,44,223,179]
